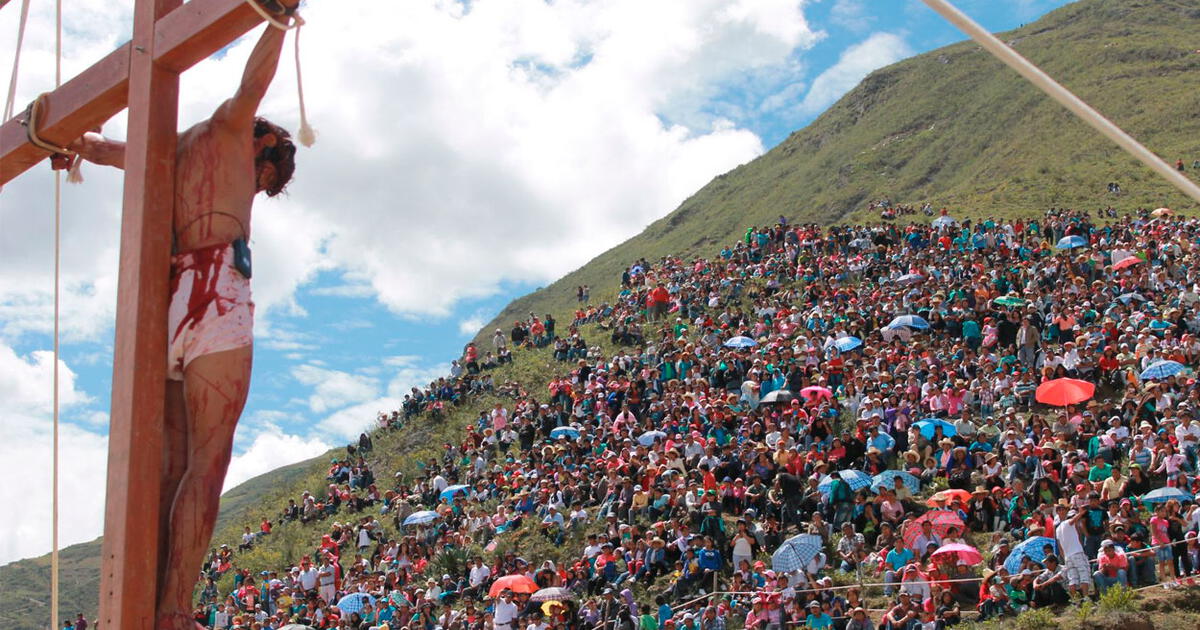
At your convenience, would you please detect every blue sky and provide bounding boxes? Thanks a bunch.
[0,0,1074,563]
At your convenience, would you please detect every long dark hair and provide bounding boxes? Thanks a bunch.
[254,117,296,196]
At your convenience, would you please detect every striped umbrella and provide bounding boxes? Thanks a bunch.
[1004,537,1059,574]
[871,470,921,495]
[771,533,824,574]
[530,587,576,602]
[902,510,965,551]
[1140,360,1186,380]
[818,470,873,494]
[402,510,440,526]
[336,593,376,615]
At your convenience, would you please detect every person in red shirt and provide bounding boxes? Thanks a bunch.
[1092,540,1129,594]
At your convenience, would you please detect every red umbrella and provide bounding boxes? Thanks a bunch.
[488,574,539,598]
[1035,378,1095,406]
[1112,256,1142,271]
[930,543,983,566]
[926,489,972,507]
[902,510,965,551]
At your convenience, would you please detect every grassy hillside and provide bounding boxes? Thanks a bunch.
[7,0,1200,628]
[478,0,1200,343]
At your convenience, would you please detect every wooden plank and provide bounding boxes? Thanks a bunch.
[97,0,180,627]
[0,0,263,185]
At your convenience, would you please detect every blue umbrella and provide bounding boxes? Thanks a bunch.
[638,430,668,446]
[1140,360,1186,380]
[914,418,957,440]
[1142,487,1194,504]
[1056,235,1088,249]
[1117,292,1147,304]
[1004,537,1059,574]
[550,426,581,440]
[336,592,376,615]
[402,510,441,526]
[724,336,757,348]
[871,470,921,495]
[833,336,862,352]
[887,315,929,330]
[818,470,873,494]
[440,484,469,501]
[771,533,824,573]
[897,273,924,284]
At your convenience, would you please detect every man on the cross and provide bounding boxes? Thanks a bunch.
[53,2,300,627]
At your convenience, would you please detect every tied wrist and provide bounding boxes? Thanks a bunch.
[259,0,297,17]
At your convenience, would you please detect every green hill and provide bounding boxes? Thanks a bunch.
[478,0,1200,341]
[6,0,1200,628]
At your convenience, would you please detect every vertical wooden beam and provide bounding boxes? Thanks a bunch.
[98,1,180,628]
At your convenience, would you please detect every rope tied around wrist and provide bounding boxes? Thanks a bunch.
[23,94,86,182]
[245,0,316,147]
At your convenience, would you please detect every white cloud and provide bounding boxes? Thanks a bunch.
[798,31,912,115]
[830,0,874,33]
[458,312,490,336]
[223,423,330,493]
[291,364,380,413]
[0,342,108,565]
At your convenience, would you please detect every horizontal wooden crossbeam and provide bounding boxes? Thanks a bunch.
[0,0,267,186]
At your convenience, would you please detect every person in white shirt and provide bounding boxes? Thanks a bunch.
[1054,506,1091,598]
[469,556,491,589]
[297,561,319,592]
[317,558,336,604]
[493,591,519,630]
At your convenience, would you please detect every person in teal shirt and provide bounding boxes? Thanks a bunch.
[805,602,833,628]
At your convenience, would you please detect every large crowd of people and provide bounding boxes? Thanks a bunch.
[189,207,1200,630]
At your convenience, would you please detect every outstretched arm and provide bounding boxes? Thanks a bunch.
[49,132,126,170]
[212,0,301,128]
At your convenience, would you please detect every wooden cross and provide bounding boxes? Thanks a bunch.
[1,1,275,627]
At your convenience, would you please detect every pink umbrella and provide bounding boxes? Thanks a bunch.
[799,386,833,401]
[930,543,983,566]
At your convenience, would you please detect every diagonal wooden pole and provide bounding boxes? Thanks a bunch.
[921,0,1200,205]
[98,0,178,627]
[0,0,267,186]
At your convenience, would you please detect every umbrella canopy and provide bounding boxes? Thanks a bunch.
[902,510,965,551]
[279,625,317,630]
[1151,207,1174,217]
[930,543,983,566]
[724,336,758,348]
[1140,360,1186,380]
[1004,537,1059,574]
[1112,256,1142,271]
[1117,292,1147,304]
[1056,235,1088,249]
[530,587,576,603]
[871,470,921,495]
[832,335,863,352]
[927,489,972,507]
[760,389,796,405]
[638,430,668,446]
[887,314,930,330]
[897,273,924,284]
[914,418,957,440]
[1035,378,1095,406]
[402,510,441,526]
[932,215,958,228]
[818,470,874,494]
[489,574,539,597]
[799,386,833,402]
[336,593,375,615]
[549,426,581,440]
[993,296,1026,307]
[1142,487,1194,504]
[439,484,470,501]
[771,533,824,573]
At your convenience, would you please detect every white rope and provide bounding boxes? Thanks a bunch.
[244,0,315,146]
[921,0,1200,206]
[2,0,30,121]
[51,1,62,628]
